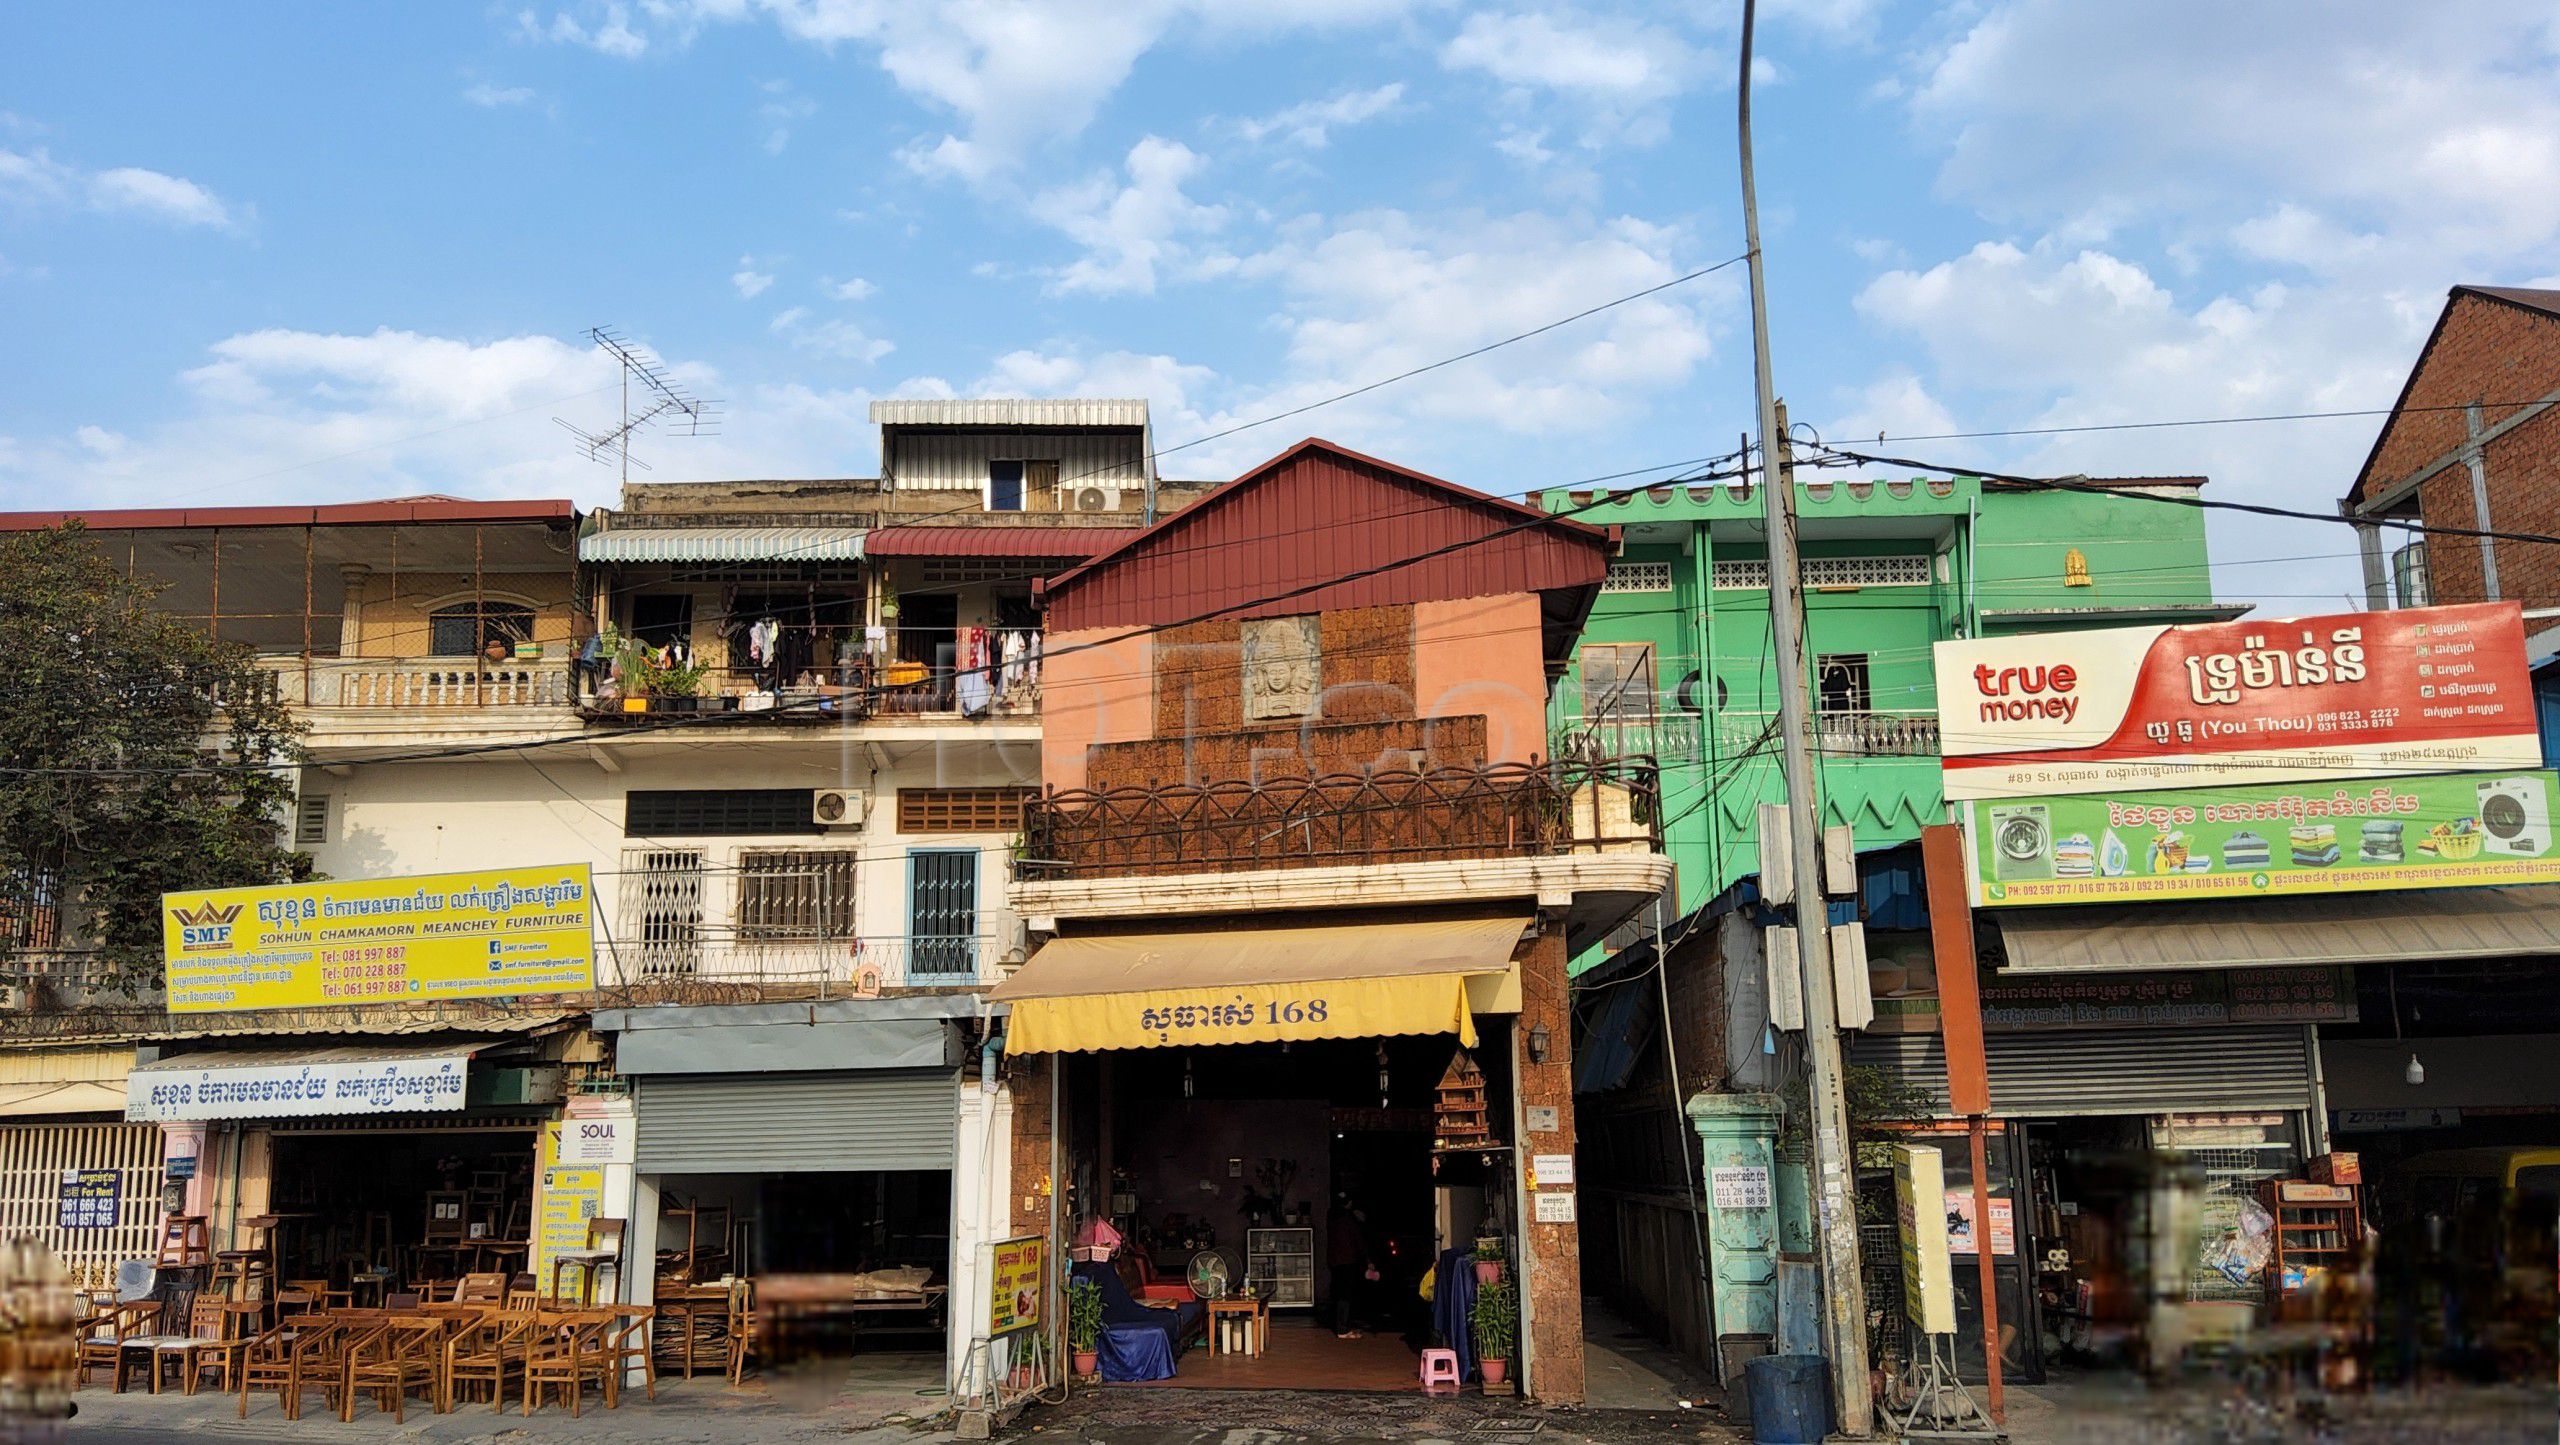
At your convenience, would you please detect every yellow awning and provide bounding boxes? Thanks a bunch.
[990,914,1527,1054]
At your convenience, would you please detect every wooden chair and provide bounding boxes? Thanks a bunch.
[454,1271,507,1304]
[523,1310,613,1416]
[160,1297,245,1397]
[601,1304,657,1404]
[238,1315,340,1420]
[548,1218,627,1305]
[341,1314,445,1422]
[75,1299,160,1388]
[725,1277,758,1385]
[442,1307,535,1412]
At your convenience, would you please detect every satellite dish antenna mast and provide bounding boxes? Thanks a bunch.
[554,326,720,483]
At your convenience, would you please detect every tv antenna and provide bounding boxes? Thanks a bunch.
[554,326,720,482]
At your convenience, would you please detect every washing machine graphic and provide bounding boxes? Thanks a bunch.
[2476,775,2552,856]
[1988,803,2055,881]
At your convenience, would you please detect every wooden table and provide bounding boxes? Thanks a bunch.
[756,1274,947,1351]
[1206,1298,1265,1358]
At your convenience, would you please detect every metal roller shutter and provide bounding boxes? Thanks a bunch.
[635,1070,957,1174]
[1849,1027,2313,1118]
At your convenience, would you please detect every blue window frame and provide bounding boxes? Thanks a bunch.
[988,460,1025,512]
[907,848,979,976]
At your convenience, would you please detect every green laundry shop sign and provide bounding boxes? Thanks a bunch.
[1964,768,2560,908]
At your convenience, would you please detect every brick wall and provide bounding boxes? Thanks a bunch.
[1151,605,1420,740]
[1082,714,1490,792]
[2363,293,2560,609]
[1514,927,1586,1405]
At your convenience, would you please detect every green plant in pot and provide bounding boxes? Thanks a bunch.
[1471,1278,1518,1386]
[1067,1277,1105,1378]
[1472,1235,1507,1286]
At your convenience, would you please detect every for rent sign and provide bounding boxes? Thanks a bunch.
[1932,602,2538,799]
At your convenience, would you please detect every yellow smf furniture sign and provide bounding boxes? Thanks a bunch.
[161,865,595,1013]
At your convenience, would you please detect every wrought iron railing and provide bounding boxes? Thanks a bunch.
[1015,760,1661,881]
[592,934,1012,996]
[1553,708,1940,763]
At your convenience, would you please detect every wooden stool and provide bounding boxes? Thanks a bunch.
[155,1214,211,1270]
[210,1216,276,1303]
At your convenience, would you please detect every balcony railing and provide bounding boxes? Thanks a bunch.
[1016,760,1661,881]
[1554,709,1940,763]
[592,934,1011,997]
[250,655,574,709]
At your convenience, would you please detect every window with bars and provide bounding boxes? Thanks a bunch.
[1,861,62,953]
[734,849,858,942]
[1712,555,1931,589]
[908,849,978,976]
[428,601,536,657]
[1580,643,1657,721]
[1602,560,1674,592]
[1816,654,1872,714]
[294,794,331,846]
[625,789,822,837]
[619,848,704,976]
[897,787,1034,834]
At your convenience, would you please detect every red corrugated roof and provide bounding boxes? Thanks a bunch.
[0,497,577,533]
[1038,437,1611,634]
[862,524,1124,559]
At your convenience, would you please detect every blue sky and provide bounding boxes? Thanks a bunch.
[5,2,2558,609]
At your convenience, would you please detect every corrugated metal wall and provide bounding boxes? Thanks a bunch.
[1851,1026,2315,1118]
[634,1070,957,1174]
[1045,445,1610,631]
[886,431,1145,492]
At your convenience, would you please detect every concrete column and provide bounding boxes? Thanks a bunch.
[1685,1091,1784,1385]
[1513,928,1584,1404]
[338,564,370,655]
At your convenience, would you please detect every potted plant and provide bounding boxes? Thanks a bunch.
[1067,1277,1105,1379]
[1472,1235,1507,1286]
[1471,1279,1517,1386]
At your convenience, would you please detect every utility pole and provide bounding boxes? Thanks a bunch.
[1738,0,1874,1433]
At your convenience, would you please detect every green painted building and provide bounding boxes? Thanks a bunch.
[1545,473,2242,926]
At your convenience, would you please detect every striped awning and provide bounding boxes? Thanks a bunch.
[579,526,866,564]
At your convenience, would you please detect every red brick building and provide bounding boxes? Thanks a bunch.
[991,439,1670,1402]
[2345,285,2560,620]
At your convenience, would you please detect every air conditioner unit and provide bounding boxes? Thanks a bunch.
[1068,486,1117,513]
[812,789,866,827]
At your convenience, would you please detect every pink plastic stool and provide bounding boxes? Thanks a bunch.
[1419,1348,1462,1396]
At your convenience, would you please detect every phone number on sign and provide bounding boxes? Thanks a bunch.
[1139,996,1330,1041]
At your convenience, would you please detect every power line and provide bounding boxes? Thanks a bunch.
[1836,396,2560,447]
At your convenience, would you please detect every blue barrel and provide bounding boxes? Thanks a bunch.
[1742,1354,1832,1444]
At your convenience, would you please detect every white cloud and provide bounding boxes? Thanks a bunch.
[732,256,776,298]
[1,146,236,229]
[523,2,648,58]
[1846,238,2435,608]
[1907,2,2560,261]
[1236,83,1405,148]
[0,326,898,511]
[519,1,1415,182]
[770,306,894,363]
[1031,136,1228,297]
[822,276,875,301]
[757,78,817,153]
[463,82,539,107]
[1440,9,1696,142]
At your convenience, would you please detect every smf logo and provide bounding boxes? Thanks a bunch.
[170,901,243,952]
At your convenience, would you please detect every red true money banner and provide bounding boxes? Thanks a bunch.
[1932,601,2538,800]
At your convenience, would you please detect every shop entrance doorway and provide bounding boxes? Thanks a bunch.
[650,1169,953,1369]
[267,1121,541,1300]
[1077,1034,1511,1392]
